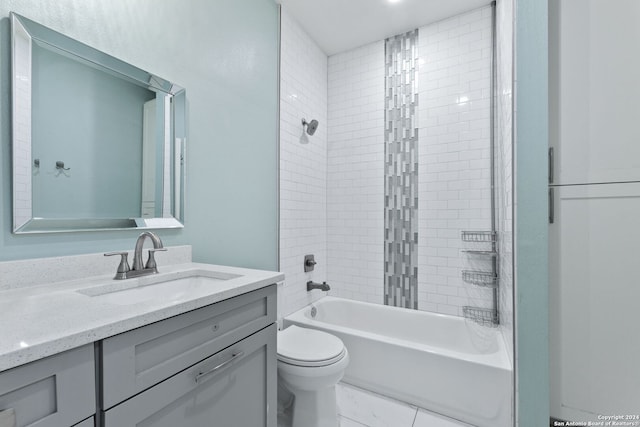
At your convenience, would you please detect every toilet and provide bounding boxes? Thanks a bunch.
[277,325,349,427]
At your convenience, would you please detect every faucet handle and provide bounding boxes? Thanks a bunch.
[145,248,167,270]
[104,252,130,280]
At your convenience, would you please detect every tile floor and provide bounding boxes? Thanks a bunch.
[336,383,472,427]
[279,382,472,427]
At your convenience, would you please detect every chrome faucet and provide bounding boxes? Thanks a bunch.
[307,281,330,292]
[105,231,167,280]
[132,231,165,271]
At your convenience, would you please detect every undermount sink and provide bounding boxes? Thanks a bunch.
[77,270,242,305]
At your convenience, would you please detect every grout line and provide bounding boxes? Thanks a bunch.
[338,414,369,427]
[410,407,419,427]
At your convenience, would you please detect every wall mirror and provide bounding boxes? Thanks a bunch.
[11,12,186,234]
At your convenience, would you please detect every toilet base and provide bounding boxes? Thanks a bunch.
[276,327,349,427]
[290,385,338,427]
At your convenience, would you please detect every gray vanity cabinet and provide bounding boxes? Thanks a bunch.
[103,324,276,427]
[0,344,95,427]
[101,285,277,427]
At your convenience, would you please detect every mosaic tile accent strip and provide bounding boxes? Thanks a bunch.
[384,29,419,309]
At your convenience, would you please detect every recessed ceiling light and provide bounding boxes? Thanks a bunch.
[388,0,402,4]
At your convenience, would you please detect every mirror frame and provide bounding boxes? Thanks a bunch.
[11,12,186,234]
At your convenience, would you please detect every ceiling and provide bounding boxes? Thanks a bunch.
[278,0,490,56]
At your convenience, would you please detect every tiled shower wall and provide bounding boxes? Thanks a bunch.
[325,7,493,316]
[383,31,420,309]
[417,6,494,316]
[496,0,514,364]
[279,10,328,317]
[326,42,385,303]
[281,5,505,320]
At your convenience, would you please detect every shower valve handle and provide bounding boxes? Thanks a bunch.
[304,254,317,272]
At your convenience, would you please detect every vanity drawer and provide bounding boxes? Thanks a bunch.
[0,344,95,427]
[102,284,276,408]
[103,324,276,427]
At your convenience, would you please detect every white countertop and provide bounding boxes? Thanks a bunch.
[0,262,284,372]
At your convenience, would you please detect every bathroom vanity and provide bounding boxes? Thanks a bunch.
[0,255,283,427]
[101,285,276,427]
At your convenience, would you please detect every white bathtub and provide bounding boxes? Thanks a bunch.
[285,297,512,427]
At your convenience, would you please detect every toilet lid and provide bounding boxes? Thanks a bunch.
[277,325,346,367]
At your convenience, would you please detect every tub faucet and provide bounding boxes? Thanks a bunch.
[307,281,330,292]
[104,231,167,280]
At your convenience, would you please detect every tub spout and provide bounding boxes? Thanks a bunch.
[307,281,330,292]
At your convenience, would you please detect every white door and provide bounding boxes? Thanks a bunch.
[549,0,640,185]
[549,182,640,421]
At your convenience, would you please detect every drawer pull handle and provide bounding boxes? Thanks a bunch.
[195,351,244,384]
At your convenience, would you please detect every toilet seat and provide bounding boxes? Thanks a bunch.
[278,325,346,367]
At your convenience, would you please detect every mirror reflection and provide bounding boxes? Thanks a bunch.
[11,13,186,233]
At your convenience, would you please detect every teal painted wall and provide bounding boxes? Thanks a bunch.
[514,0,550,425]
[0,0,279,270]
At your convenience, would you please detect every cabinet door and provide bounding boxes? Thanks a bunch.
[549,183,640,421]
[549,0,640,185]
[104,324,277,427]
[0,344,95,427]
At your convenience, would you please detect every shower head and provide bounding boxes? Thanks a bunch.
[302,118,319,136]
